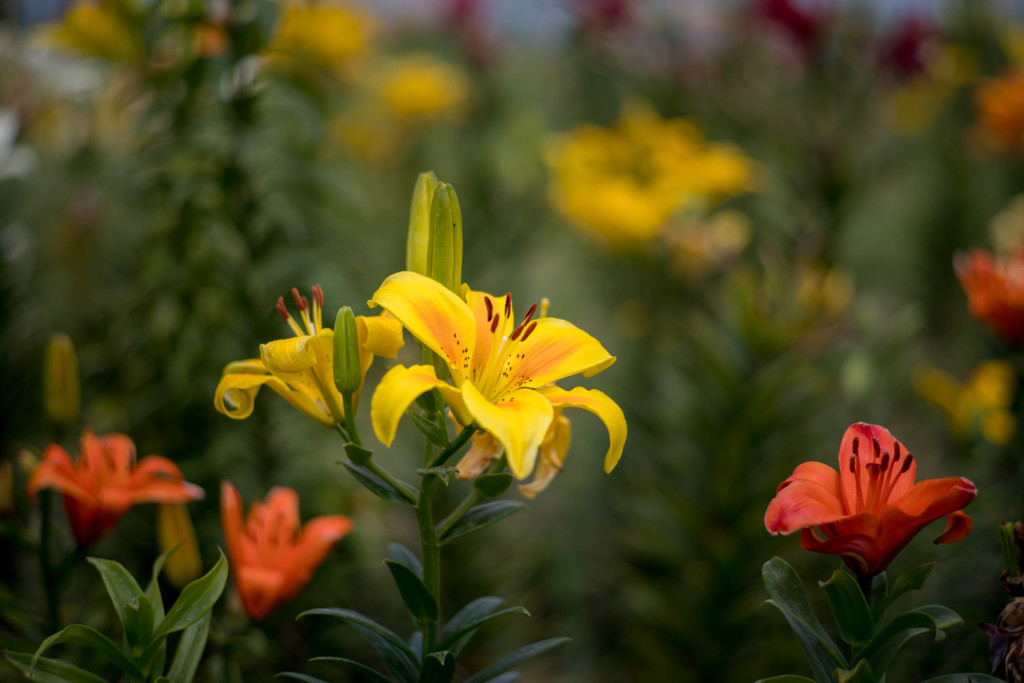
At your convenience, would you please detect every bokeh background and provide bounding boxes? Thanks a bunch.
[3,0,1024,680]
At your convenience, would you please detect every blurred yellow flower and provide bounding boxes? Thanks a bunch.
[157,503,203,588]
[268,3,374,74]
[43,332,80,428]
[37,1,142,63]
[377,55,470,121]
[667,210,751,278]
[544,102,754,246]
[915,360,1017,446]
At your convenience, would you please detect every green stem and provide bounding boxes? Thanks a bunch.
[334,424,417,505]
[435,489,480,539]
[429,425,478,469]
[342,393,361,446]
[417,469,440,654]
[39,491,61,630]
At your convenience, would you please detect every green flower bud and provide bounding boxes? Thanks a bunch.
[426,183,463,295]
[44,332,80,428]
[333,306,362,397]
[407,171,439,275]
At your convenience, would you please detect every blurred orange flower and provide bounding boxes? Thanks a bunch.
[221,482,353,621]
[765,423,976,575]
[955,248,1024,345]
[975,70,1024,153]
[29,429,204,546]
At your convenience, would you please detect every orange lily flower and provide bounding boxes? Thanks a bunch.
[765,423,976,575]
[955,248,1024,345]
[28,429,204,546]
[221,482,353,621]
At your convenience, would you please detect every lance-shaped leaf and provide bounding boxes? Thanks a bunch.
[149,549,227,642]
[853,604,963,675]
[463,637,571,683]
[474,473,513,498]
[439,597,503,643]
[761,557,846,683]
[344,443,374,467]
[5,652,107,683]
[875,564,934,616]
[300,608,419,683]
[344,463,418,506]
[834,659,874,683]
[30,625,144,680]
[309,656,392,683]
[123,595,155,656]
[389,542,424,579]
[417,467,457,486]
[440,501,526,544]
[754,677,818,683]
[819,569,872,647]
[919,675,1006,682]
[87,557,145,636]
[410,412,449,448]
[166,612,211,683]
[436,607,530,652]
[276,674,331,683]
[386,559,439,621]
[143,546,176,676]
[418,651,455,683]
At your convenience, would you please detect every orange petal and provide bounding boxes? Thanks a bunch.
[765,479,846,535]
[28,444,93,502]
[934,510,973,544]
[493,318,615,396]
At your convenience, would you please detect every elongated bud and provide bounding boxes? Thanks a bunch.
[407,171,439,275]
[157,503,202,588]
[426,183,463,294]
[333,306,362,396]
[44,333,80,427]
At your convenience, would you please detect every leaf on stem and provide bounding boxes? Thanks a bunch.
[385,559,439,621]
[418,650,455,683]
[852,604,962,675]
[410,412,449,448]
[5,651,107,683]
[166,612,211,683]
[389,542,424,579]
[344,463,417,506]
[299,608,419,683]
[875,564,934,615]
[435,607,530,652]
[86,557,145,635]
[439,501,526,544]
[30,625,145,679]
[462,637,571,683]
[417,466,458,486]
[149,549,228,642]
[344,443,374,467]
[440,596,503,657]
[834,659,874,683]
[474,473,513,498]
[819,569,873,647]
[309,656,393,683]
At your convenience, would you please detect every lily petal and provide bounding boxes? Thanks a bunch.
[260,335,318,374]
[766,479,847,534]
[358,313,405,360]
[495,318,615,395]
[370,364,466,446]
[29,444,94,502]
[537,386,626,473]
[369,271,477,382]
[934,510,973,544]
[214,367,333,427]
[462,383,553,480]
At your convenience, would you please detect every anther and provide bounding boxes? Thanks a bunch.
[880,452,890,472]
[300,295,309,311]
[848,455,856,473]
[292,287,304,308]
[520,303,538,327]
[490,314,499,333]
[485,297,494,322]
[872,438,880,459]
[276,297,290,320]
[865,462,881,476]
[510,324,524,341]
[311,284,324,308]
[504,293,511,317]
[852,437,859,455]
[521,321,538,341]
[900,454,914,474]
[893,442,901,463]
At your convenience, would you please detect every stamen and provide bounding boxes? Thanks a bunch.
[852,437,859,455]
[848,455,856,473]
[510,324,524,342]
[540,297,550,317]
[276,297,290,321]
[490,314,500,333]
[485,297,494,322]
[880,452,890,472]
[520,303,538,327]
[521,321,538,341]
[301,295,309,311]
[900,454,914,474]
[311,284,324,309]
[893,442,901,463]
[292,287,305,309]
[872,438,880,459]
[504,293,511,317]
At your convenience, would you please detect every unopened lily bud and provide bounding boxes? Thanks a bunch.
[426,183,463,294]
[0,461,13,518]
[44,333,80,427]
[406,171,439,276]
[333,306,362,397]
[157,503,203,588]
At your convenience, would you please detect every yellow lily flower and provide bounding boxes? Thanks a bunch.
[368,271,626,480]
[215,285,404,427]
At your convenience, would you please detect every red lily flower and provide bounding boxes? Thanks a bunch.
[28,429,204,546]
[956,248,1024,346]
[221,482,353,621]
[765,423,976,575]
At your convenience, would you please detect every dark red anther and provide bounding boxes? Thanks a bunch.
[300,295,310,312]
[311,284,324,308]
[893,442,901,463]
[520,303,538,326]
[872,438,880,459]
[865,462,881,476]
[848,455,856,473]
[852,437,859,455]
[490,314,499,333]
[880,452,890,472]
[276,296,290,320]
[521,321,538,341]
[504,293,511,317]
[484,297,494,322]
[510,324,524,341]
[900,454,914,474]
[291,287,304,308]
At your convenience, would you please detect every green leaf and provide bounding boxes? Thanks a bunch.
[299,608,419,683]
[436,607,530,652]
[761,557,846,683]
[440,596,504,657]
[385,559,439,621]
[123,595,155,656]
[388,542,423,579]
[463,637,571,683]
[754,677,818,683]
[344,463,418,506]
[166,612,211,683]
[309,656,393,683]
[150,549,228,642]
[417,466,458,486]
[474,473,513,498]
[819,569,873,647]
[919,675,1006,682]
[344,442,374,467]
[418,651,455,683]
[854,604,963,675]
[834,659,874,683]
[867,572,888,616]
[87,557,145,634]
[30,625,144,679]
[410,412,449,447]
[440,501,526,544]
[876,564,934,615]
[144,547,175,677]
[4,651,107,683]
[276,675,331,683]
[486,675,519,683]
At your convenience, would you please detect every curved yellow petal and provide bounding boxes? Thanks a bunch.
[371,364,464,446]
[538,386,626,473]
[518,413,572,498]
[369,271,476,382]
[261,335,317,374]
[462,383,552,480]
[358,313,405,360]
[214,365,334,427]
[494,318,615,396]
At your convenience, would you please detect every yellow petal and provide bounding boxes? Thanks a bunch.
[518,414,572,498]
[538,386,626,473]
[369,271,476,382]
[494,318,615,396]
[261,335,318,374]
[371,364,465,446]
[214,364,334,427]
[359,313,405,359]
[462,383,552,480]
[455,432,502,480]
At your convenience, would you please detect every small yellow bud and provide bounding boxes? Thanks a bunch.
[333,306,362,397]
[157,503,203,588]
[407,171,439,275]
[44,333,81,427]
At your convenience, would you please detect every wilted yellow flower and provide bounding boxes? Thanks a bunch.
[377,55,470,121]
[544,102,753,246]
[157,503,203,588]
[268,3,373,74]
[44,333,81,428]
[37,2,142,63]
[916,360,1017,446]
